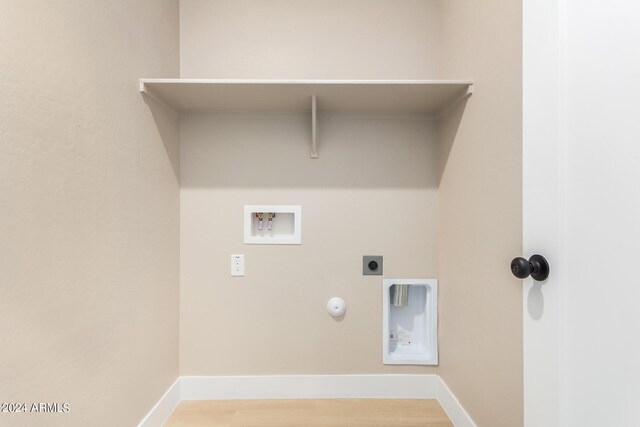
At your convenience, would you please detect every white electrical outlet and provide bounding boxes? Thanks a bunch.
[230,254,245,276]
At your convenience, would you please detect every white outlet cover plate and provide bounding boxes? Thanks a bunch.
[231,254,245,276]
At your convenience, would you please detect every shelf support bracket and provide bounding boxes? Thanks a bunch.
[436,84,474,119]
[310,95,318,159]
[139,80,178,116]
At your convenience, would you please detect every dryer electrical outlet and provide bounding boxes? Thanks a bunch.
[363,255,383,275]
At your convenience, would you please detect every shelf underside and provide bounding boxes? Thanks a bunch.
[140,79,473,115]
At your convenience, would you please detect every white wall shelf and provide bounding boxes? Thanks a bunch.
[139,79,473,157]
[139,79,473,114]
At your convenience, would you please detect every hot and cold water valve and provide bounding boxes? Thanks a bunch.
[255,212,276,231]
[244,205,302,245]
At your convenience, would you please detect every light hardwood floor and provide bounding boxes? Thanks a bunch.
[164,399,453,427]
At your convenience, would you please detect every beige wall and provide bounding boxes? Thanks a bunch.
[0,0,523,424]
[0,1,180,426]
[180,114,439,374]
[437,1,523,426]
[179,0,444,375]
[179,4,524,424]
[179,0,442,79]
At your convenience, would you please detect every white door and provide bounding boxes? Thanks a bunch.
[523,1,640,426]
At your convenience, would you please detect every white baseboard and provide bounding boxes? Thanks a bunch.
[180,374,441,400]
[137,378,181,427]
[138,374,476,427]
[435,376,477,427]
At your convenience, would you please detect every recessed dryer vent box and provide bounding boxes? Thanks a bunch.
[382,278,438,365]
[244,205,301,245]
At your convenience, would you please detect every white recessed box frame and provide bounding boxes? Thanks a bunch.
[382,278,438,365]
[244,205,302,245]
